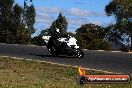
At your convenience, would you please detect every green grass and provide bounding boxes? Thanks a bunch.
[0,57,131,88]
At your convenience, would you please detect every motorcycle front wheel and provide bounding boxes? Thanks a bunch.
[47,45,59,57]
[75,49,84,58]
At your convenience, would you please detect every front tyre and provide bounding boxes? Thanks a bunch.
[75,49,84,58]
[47,46,59,57]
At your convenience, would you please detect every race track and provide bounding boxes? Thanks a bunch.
[0,43,132,74]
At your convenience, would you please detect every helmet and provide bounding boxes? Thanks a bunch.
[56,28,60,33]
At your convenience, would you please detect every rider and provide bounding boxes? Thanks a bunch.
[48,28,62,52]
[52,28,61,39]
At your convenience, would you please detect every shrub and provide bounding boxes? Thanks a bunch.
[86,39,112,51]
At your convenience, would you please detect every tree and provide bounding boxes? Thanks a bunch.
[76,24,107,39]
[36,13,68,46]
[0,0,36,44]
[105,0,132,50]
[44,13,68,35]
[31,36,44,46]
[105,24,130,50]
[25,4,36,34]
[13,4,23,26]
[0,0,14,43]
[75,24,111,50]
[13,4,24,43]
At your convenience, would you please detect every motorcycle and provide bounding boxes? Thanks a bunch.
[42,29,84,58]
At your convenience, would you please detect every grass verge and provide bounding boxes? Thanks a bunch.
[0,57,131,88]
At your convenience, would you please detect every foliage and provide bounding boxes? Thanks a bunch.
[105,24,130,49]
[105,0,132,50]
[0,0,36,44]
[36,13,68,46]
[42,13,68,35]
[0,0,14,43]
[31,36,45,46]
[25,4,36,34]
[87,39,112,50]
[75,24,111,50]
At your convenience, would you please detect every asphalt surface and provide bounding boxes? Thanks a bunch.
[0,43,132,74]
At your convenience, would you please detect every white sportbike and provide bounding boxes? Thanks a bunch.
[42,29,84,58]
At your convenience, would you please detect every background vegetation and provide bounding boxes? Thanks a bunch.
[0,0,35,44]
[0,0,132,51]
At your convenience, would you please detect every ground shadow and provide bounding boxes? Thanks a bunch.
[29,54,77,58]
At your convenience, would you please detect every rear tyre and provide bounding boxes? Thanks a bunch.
[76,49,84,58]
